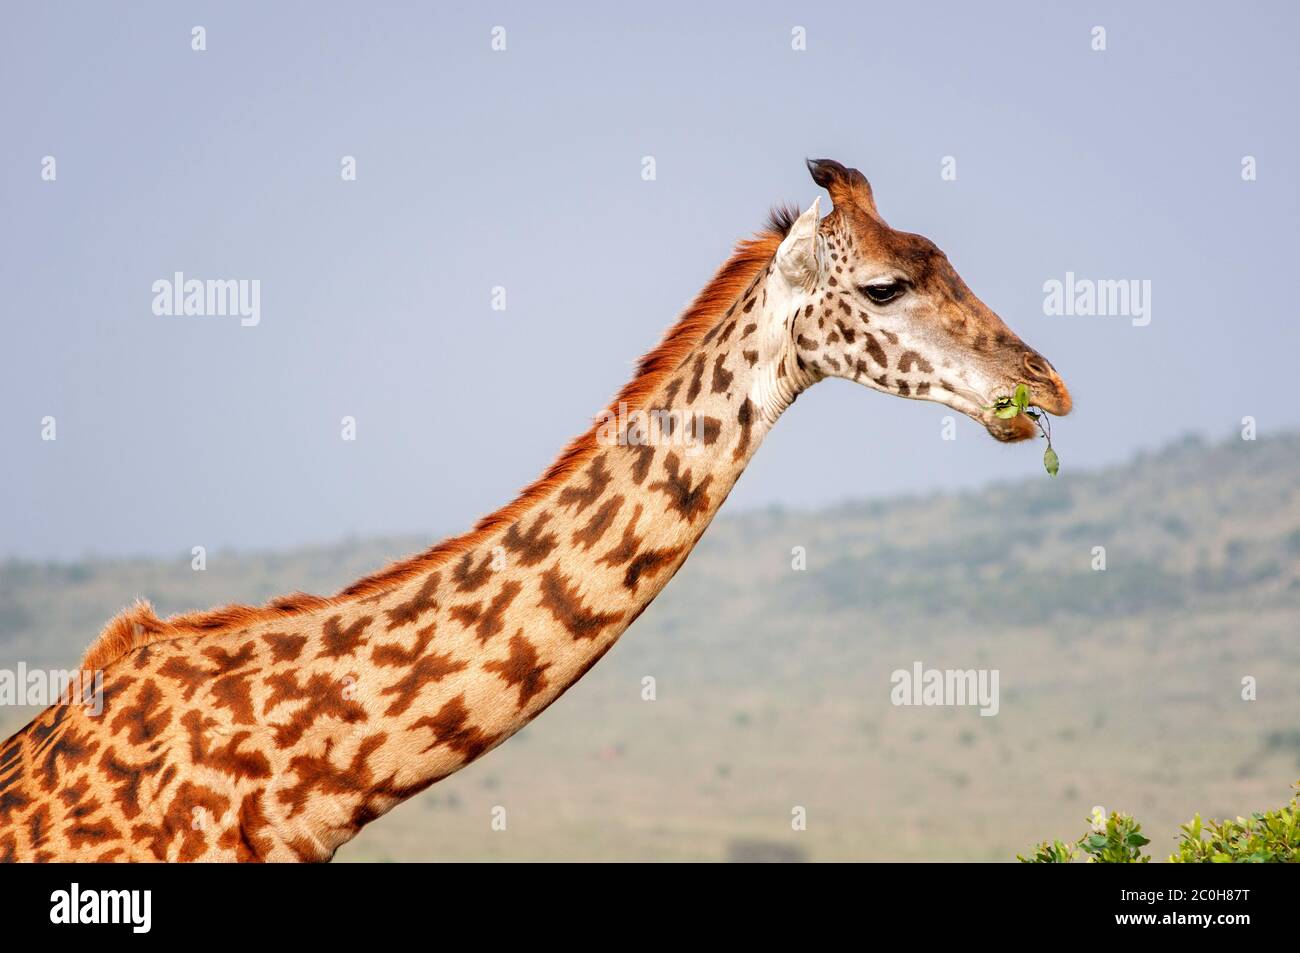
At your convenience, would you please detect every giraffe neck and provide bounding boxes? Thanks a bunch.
[278,251,811,856]
[0,234,820,863]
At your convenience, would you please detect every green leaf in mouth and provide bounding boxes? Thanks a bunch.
[1013,383,1030,413]
[983,389,1062,478]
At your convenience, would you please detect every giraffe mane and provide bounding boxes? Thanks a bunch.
[81,222,789,672]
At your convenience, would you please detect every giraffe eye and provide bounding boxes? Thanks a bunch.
[860,281,906,304]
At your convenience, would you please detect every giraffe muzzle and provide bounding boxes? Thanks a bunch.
[1020,351,1073,416]
[980,351,1071,442]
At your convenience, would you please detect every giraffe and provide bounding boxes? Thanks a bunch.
[0,159,1071,861]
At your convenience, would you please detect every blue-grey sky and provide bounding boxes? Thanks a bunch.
[2,1,1296,560]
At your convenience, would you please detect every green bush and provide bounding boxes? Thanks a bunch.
[1019,784,1300,863]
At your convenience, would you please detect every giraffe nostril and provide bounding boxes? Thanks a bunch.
[1022,352,1055,383]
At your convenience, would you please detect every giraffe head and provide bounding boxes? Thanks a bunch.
[775,158,1071,441]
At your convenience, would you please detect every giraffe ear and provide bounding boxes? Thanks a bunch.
[806,158,881,220]
[776,198,822,287]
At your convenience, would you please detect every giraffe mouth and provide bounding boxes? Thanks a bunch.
[984,411,1039,443]
[981,379,1072,443]
[931,377,1070,443]
[928,384,1030,442]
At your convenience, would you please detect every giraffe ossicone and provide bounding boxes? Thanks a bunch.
[0,159,1071,862]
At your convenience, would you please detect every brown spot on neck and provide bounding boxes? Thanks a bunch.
[501,512,560,566]
[555,454,612,515]
[483,630,552,710]
[449,580,523,645]
[648,453,714,523]
[384,574,440,629]
[317,615,373,660]
[538,566,624,641]
[572,494,625,550]
[410,696,500,761]
[711,354,734,394]
[733,398,754,462]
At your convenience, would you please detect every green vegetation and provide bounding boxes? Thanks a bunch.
[1019,785,1300,862]
[1019,806,1152,863]
[990,384,1059,476]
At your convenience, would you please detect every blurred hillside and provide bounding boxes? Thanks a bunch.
[2,431,1298,861]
